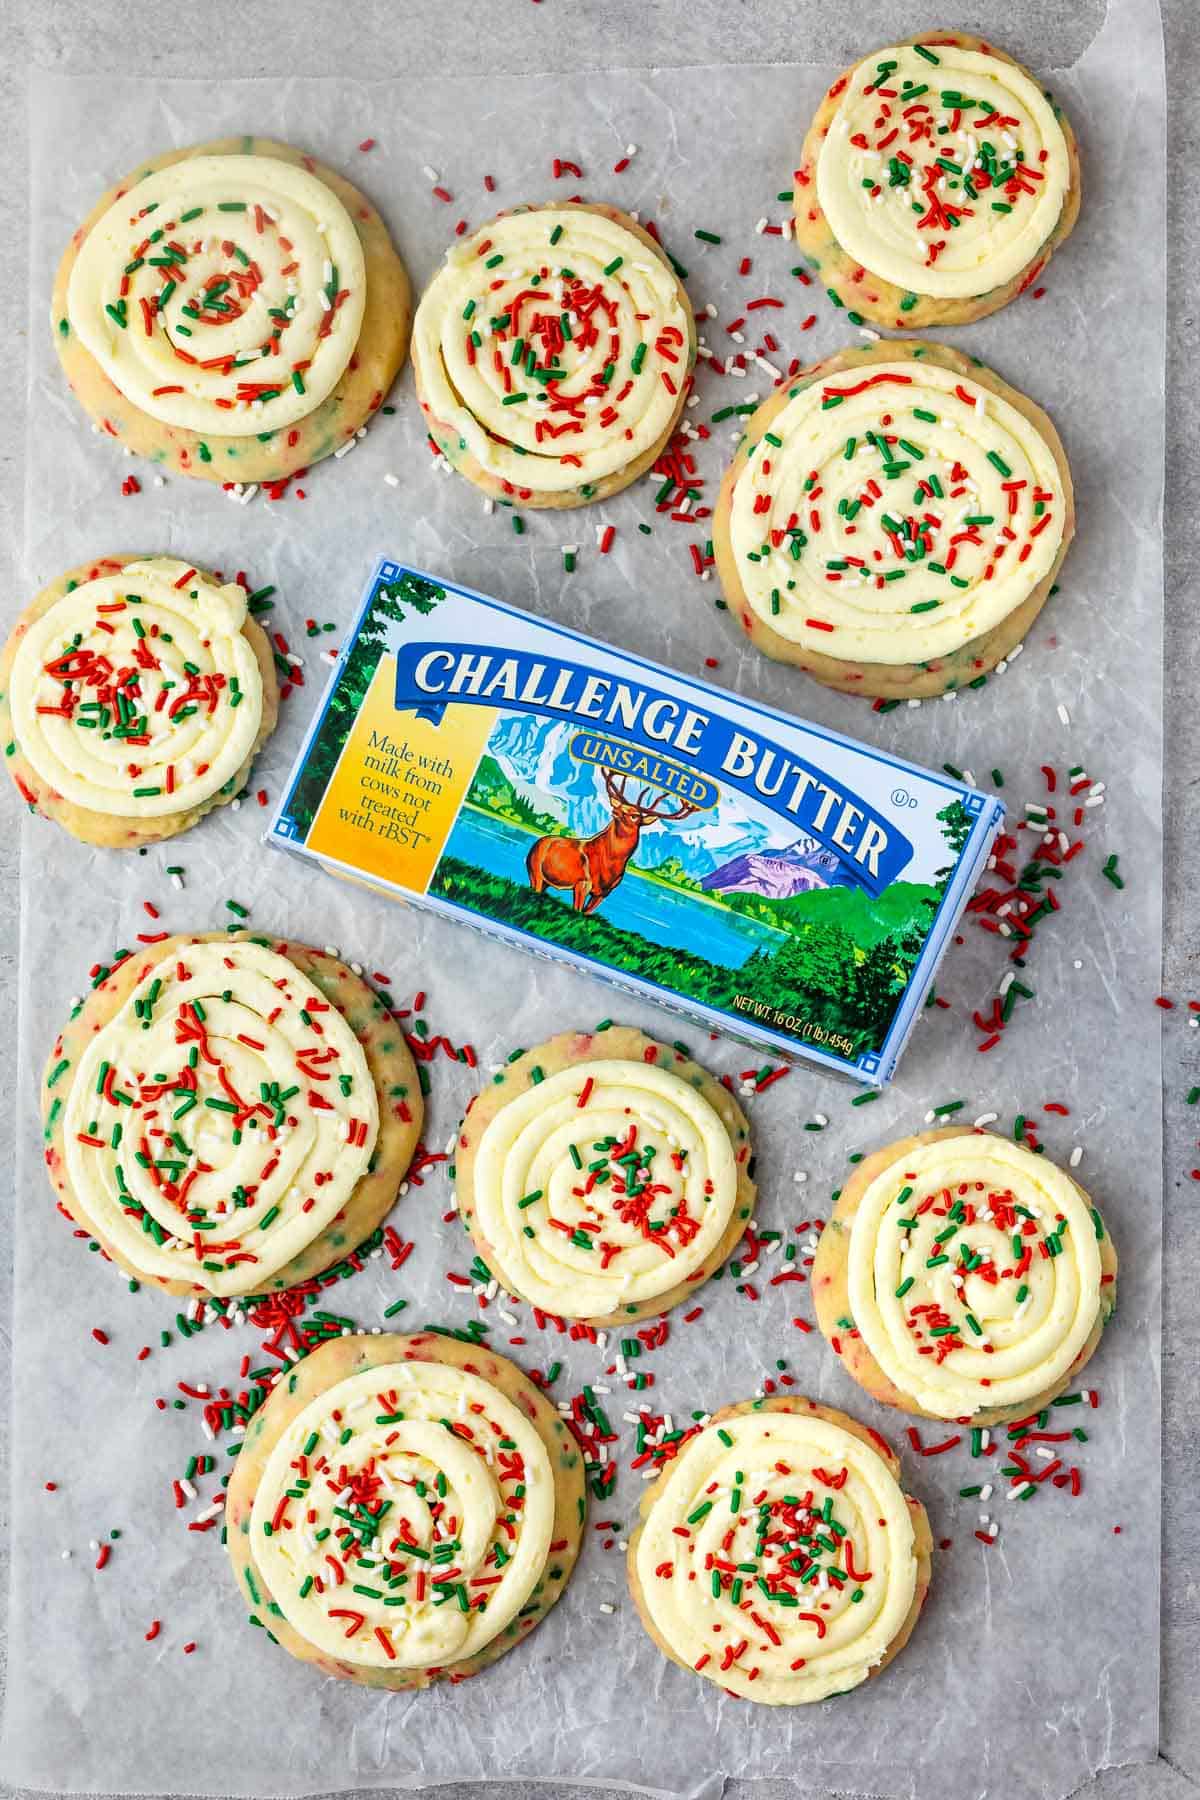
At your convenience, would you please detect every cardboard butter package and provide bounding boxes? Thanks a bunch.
[268,560,1003,1084]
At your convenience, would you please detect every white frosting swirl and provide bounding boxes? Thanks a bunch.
[634,1406,918,1703]
[62,940,377,1295]
[251,1357,555,1670]
[413,208,691,494]
[846,1135,1105,1419]
[727,358,1065,664]
[67,154,365,435]
[11,559,263,818]
[816,44,1070,299]
[469,1058,741,1317]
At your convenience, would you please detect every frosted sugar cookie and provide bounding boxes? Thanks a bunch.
[454,1027,755,1325]
[628,1394,932,1703]
[794,32,1080,328]
[713,340,1073,699]
[412,204,695,507]
[0,554,277,847]
[226,1331,585,1687]
[53,137,411,484]
[42,932,422,1297]
[812,1128,1117,1424]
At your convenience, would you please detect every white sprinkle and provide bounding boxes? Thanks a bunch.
[1057,703,1071,727]
[1007,1481,1033,1502]
[973,1111,999,1128]
[1069,1146,1083,1168]
[599,1602,616,1615]
[422,165,440,183]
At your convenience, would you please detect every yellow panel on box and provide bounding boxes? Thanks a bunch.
[306,652,496,894]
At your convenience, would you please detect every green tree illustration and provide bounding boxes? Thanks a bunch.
[286,572,445,836]
[934,799,973,885]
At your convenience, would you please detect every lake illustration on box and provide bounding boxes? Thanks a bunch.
[446,805,790,969]
[428,711,970,1058]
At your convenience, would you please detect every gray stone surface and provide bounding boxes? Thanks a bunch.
[0,2,1193,1797]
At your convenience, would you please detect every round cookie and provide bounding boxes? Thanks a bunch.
[712,339,1073,699]
[42,931,423,1298]
[794,32,1081,329]
[627,1394,933,1704]
[53,136,411,485]
[225,1331,585,1688]
[412,203,695,508]
[0,553,278,848]
[454,1027,755,1326]
[812,1128,1118,1426]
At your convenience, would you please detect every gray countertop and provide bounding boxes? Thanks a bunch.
[0,3,1194,1798]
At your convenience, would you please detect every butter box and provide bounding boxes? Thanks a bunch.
[268,560,1003,1085]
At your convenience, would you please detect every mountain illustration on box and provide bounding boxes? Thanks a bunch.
[702,838,855,899]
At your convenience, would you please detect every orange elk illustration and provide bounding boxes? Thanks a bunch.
[526,765,700,914]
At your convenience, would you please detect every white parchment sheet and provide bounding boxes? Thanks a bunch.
[4,2,1164,1795]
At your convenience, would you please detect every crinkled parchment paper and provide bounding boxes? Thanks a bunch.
[3,1,1163,1795]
